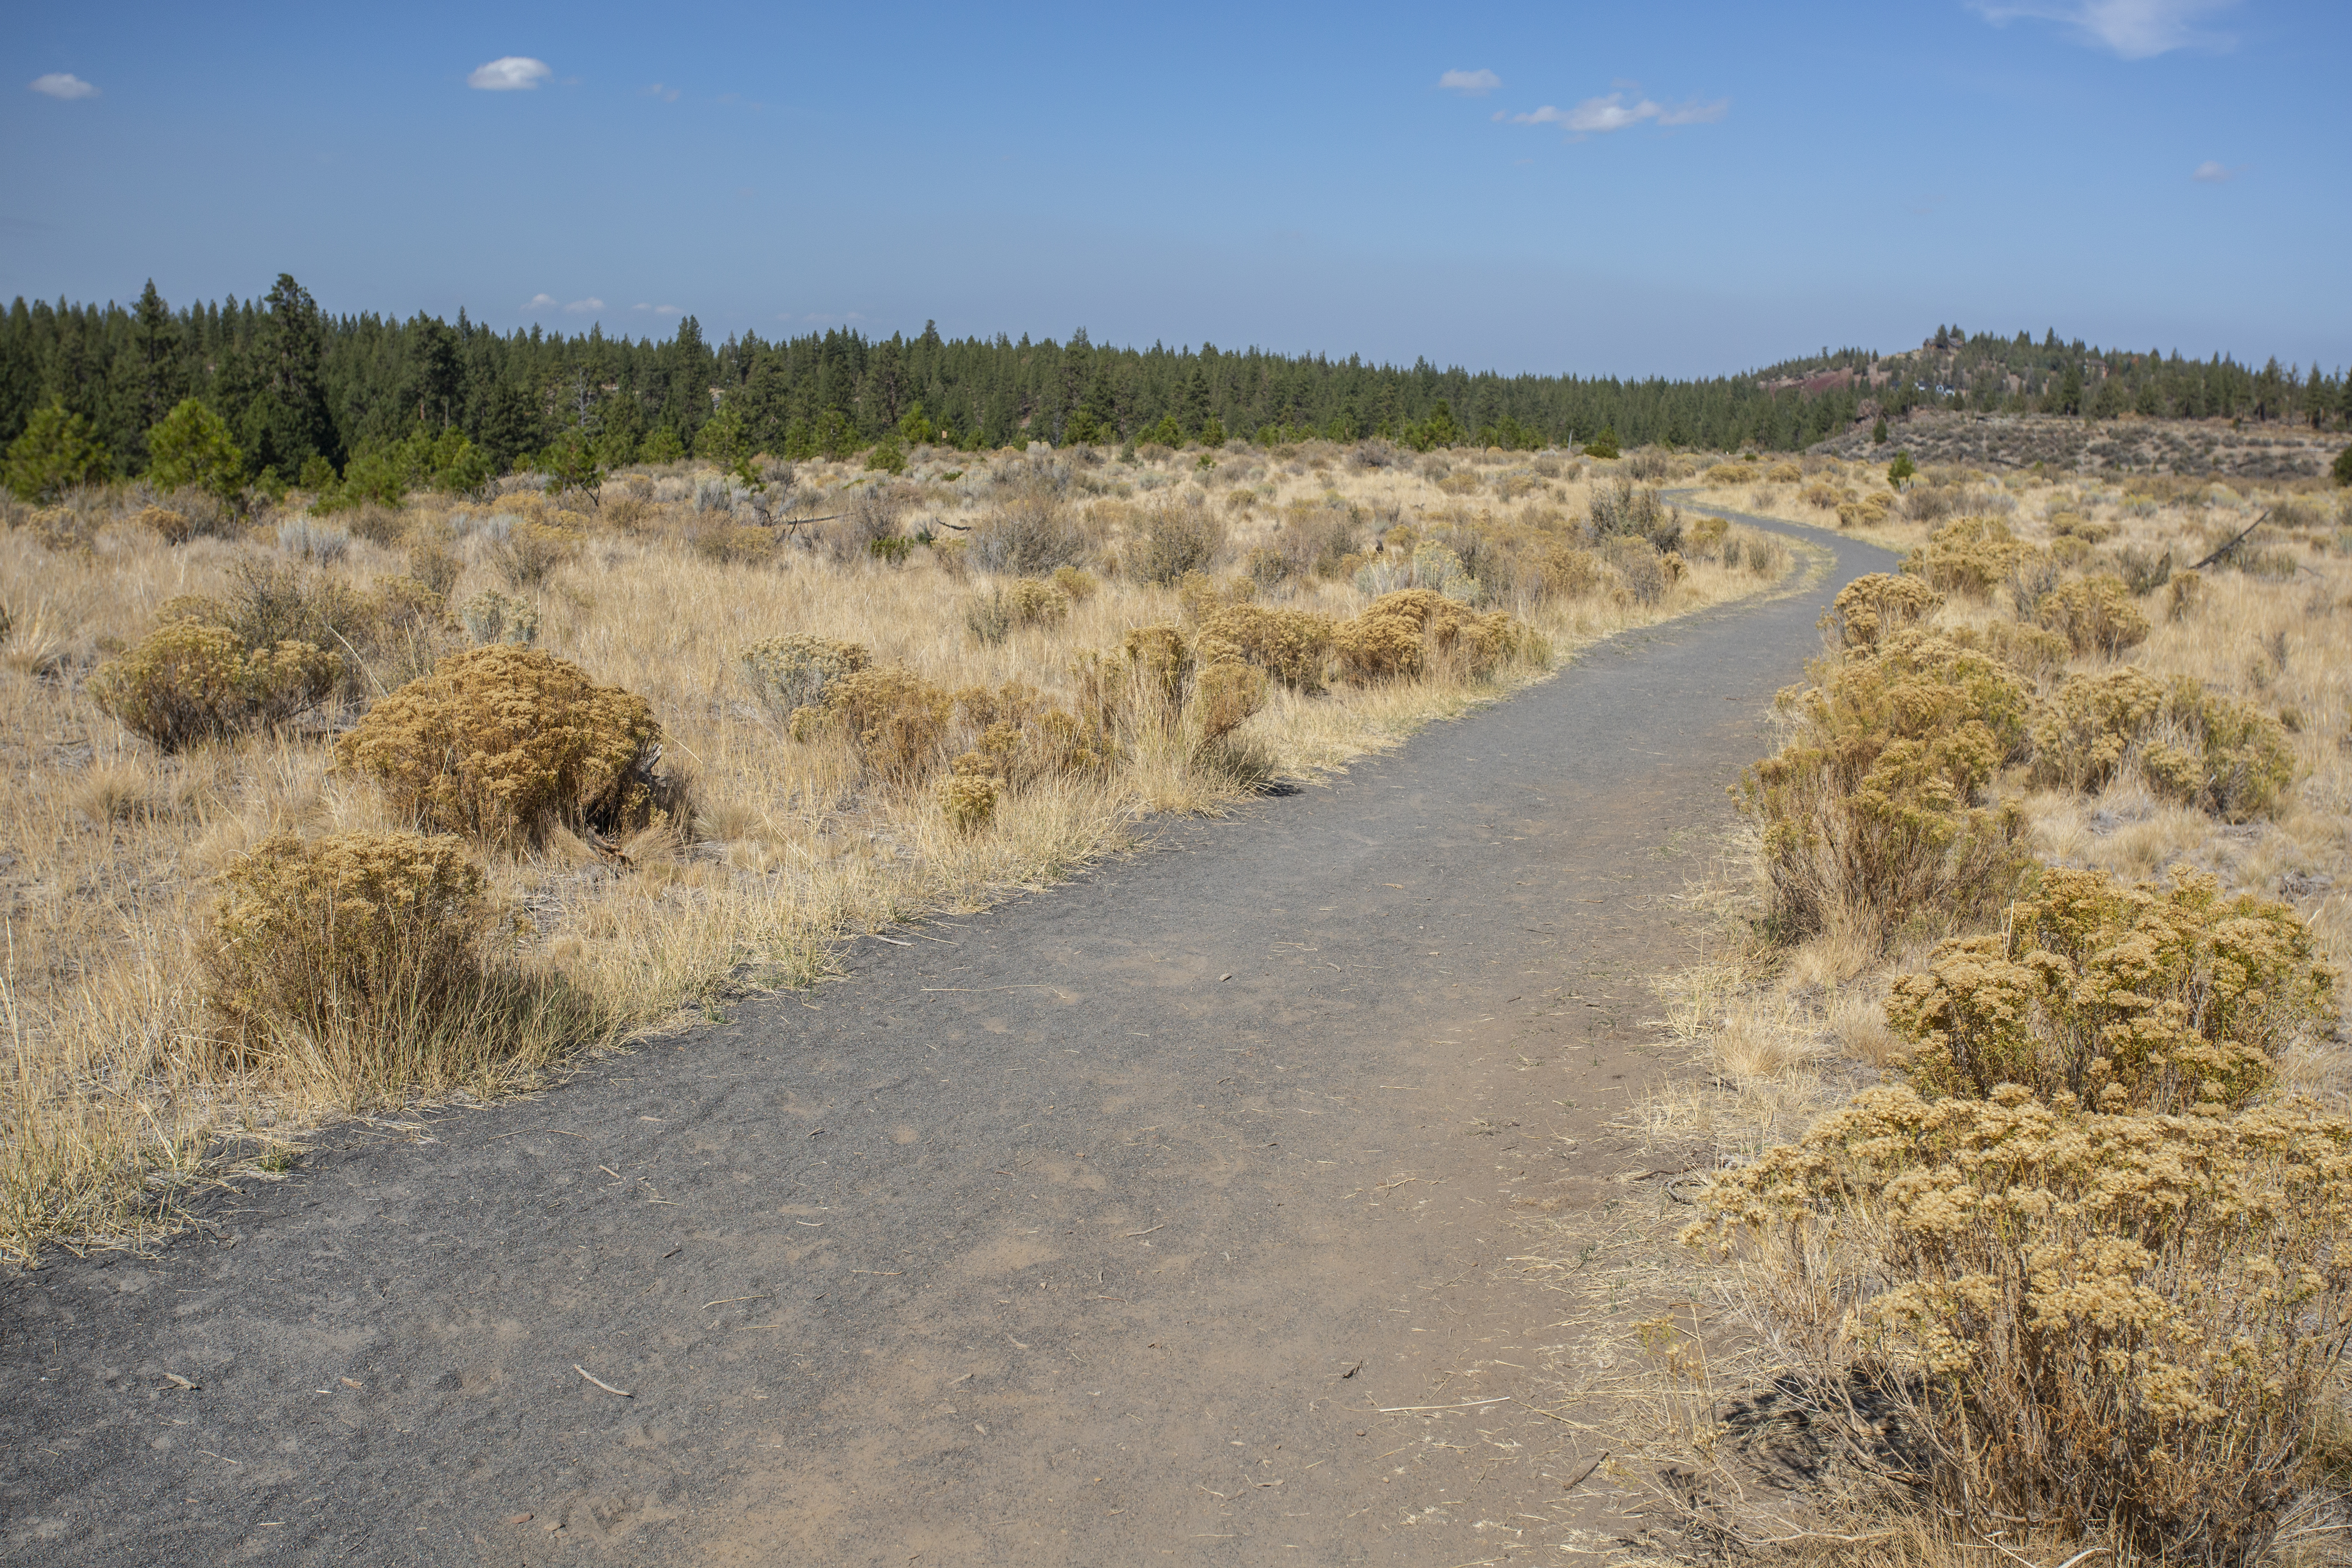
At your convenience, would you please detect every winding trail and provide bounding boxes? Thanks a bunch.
[2,507,1895,1566]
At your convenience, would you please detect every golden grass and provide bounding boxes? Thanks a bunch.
[1598,463,2352,1560]
[0,445,1790,1260]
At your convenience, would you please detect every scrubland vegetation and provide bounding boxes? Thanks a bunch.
[0,436,1793,1262]
[1638,457,2352,1564]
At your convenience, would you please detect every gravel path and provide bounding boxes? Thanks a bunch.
[2,506,1895,1566]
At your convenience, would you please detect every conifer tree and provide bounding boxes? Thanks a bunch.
[3,399,111,500]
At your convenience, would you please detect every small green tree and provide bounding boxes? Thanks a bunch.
[898,402,936,446]
[3,399,112,501]
[1198,415,1227,449]
[1140,414,1183,448]
[814,410,862,461]
[1582,425,1620,460]
[640,425,686,465]
[538,428,604,500]
[145,398,243,501]
[694,405,748,465]
[1872,416,1890,445]
[863,435,907,474]
[2334,445,2352,487]
[1888,450,1918,489]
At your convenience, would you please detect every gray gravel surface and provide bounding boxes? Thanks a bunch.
[2,506,1894,1565]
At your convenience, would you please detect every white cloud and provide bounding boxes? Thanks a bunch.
[1968,0,2238,59]
[644,82,680,103]
[1657,98,1729,126]
[30,73,98,100]
[2192,159,2237,182]
[1438,68,1500,96]
[523,293,558,310]
[563,297,604,313]
[1507,92,1727,134]
[632,303,680,314]
[468,56,551,91]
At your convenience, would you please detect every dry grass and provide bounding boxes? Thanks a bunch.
[1574,465,2352,1563]
[0,443,1792,1261]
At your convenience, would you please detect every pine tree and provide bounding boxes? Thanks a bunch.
[3,399,111,500]
[144,398,243,500]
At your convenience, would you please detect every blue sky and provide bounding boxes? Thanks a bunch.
[4,1,2345,377]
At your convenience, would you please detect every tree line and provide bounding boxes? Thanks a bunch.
[2,277,2339,502]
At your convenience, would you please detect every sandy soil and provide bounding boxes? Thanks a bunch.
[0,513,1894,1566]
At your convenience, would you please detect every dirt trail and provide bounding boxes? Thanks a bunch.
[2,508,1894,1566]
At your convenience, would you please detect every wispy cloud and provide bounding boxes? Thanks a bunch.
[633,303,681,316]
[1968,0,2239,59]
[644,82,680,103]
[562,297,604,313]
[1504,91,1727,135]
[30,73,98,100]
[468,56,552,91]
[1437,68,1500,97]
[523,293,558,310]
[2192,159,2238,183]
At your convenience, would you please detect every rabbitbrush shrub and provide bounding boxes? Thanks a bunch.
[794,666,954,783]
[1904,516,2024,599]
[1691,1083,2352,1567]
[740,634,867,718]
[2036,573,2151,657]
[337,645,665,846]
[1887,867,2336,1113]
[89,623,341,751]
[1830,572,1944,651]
[203,831,599,1102]
[1195,604,1337,690]
[1330,589,1540,684]
[1740,631,2033,942]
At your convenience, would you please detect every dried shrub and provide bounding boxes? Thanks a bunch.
[1976,618,2071,680]
[131,504,192,544]
[740,634,867,719]
[1904,517,2023,598]
[964,577,1071,645]
[488,520,576,588]
[1196,604,1337,690]
[1704,462,1758,486]
[968,486,1086,574]
[939,768,999,834]
[1173,571,1255,620]
[2116,543,2174,596]
[1273,504,1361,579]
[690,520,779,566]
[1131,499,1224,584]
[1889,867,2336,1112]
[1332,589,1539,684]
[1739,631,2033,943]
[2029,666,2167,791]
[337,646,666,846]
[793,667,954,784]
[1534,545,1605,601]
[1692,1084,2352,1567]
[2142,681,2296,822]
[2035,573,2150,657]
[2165,568,2205,621]
[89,623,341,751]
[1601,535,1667,605]
[1766,460,1803,484]
[1831,572,1944,651]
[1050,566,1098,602]
[1587,477,1682,552]
[457,589,540,646]
[1192,658,1268,741]
[952,682,1107,785]
[276,517,351,565]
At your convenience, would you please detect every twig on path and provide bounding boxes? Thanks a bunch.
[920,984,1061,993]
[1374,1396,1512,1413]
[704,1295,771,1309]
[574,1364,633,1397]
[487,1128,585,1141]
[1123,1225,1164,1237]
